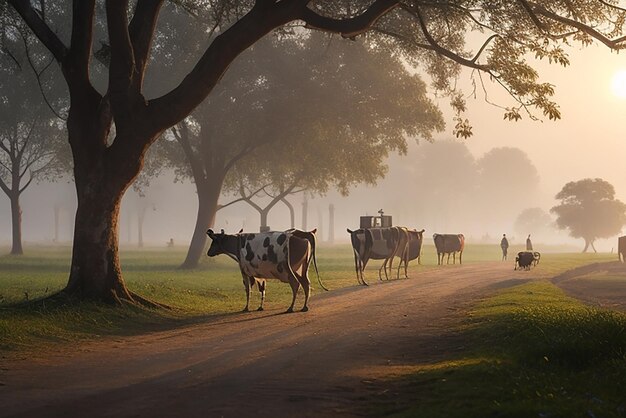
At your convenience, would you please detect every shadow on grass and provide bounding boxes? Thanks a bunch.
[365,282,626,418]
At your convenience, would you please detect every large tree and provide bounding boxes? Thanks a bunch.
[551,178,626,252]
[6,1,626,303]
[162,33,442,268]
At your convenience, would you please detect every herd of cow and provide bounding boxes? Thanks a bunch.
[206,226,545,313]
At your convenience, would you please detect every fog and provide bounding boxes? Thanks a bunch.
[1,45,625,252]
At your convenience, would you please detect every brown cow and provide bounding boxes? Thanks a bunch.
[433,233,465,265]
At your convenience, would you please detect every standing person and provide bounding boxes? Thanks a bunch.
[500,234,509,261]
[526,234,533,251]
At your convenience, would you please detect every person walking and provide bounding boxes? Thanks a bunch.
[526,234,533,251]
[500,234,509,261]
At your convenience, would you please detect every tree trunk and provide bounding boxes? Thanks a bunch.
[282,198,295,228]
[180,179,222,269]
[260,210,270,232]
[582,238,590,253]
[54,205,60,243]
[10,194,23,255]
[64,175,133,302]
[591,240,598,253]
[301,195,308,230]
[138,209,145,248]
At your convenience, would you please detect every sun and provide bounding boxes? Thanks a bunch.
[611,70,626,99]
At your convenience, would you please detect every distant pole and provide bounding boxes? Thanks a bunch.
[54,205,60,243]
[301,195,308,230]
[317,207,324,242]
[328,204,335,244]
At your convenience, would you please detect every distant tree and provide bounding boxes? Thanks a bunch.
[476,147,540,224]
[551,178,626,252]
[0,22,66,255]
[514,207,553,242]
[162,33,443,267]
[409,140,477,228]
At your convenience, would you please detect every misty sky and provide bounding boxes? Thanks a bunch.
[1,43,625,251]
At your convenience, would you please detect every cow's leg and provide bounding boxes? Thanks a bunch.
[353,251,362,285]
[446,253,451,264]
[286,277,300,313]
[453,252,456,264]
[241,273,252,312]
[296,258,311,312]
[379,260,389,281]
[360,257,369,286]
[459,251,463,265]
[257,279,266,311]
[298,273,310,312]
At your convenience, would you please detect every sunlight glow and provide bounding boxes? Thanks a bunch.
[611,70,626,99]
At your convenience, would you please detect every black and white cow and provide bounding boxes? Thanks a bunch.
[433,233,465,265]
[347,227,403,284]
[347,228,372,286]
[515,251,541,270]
[207,229,315,313]
[398,228,425,279]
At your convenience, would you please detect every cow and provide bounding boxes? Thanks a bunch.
[397,228,425,279]
[389,227,410,279]
[206,229,314,313]
[347,228,372,285]
[619,236,626,263]
[347,227,402,285]
[366,227,403,281]
[285,228,328,291]
[515,251,537,270]
[433,233,465,265]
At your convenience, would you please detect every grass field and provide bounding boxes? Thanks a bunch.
[1,243,624,416]
[0,243,616,353]
[372,281,626,417]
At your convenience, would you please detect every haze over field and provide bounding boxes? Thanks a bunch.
[1,42,625,251]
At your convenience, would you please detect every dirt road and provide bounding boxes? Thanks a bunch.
[0,262,565,417]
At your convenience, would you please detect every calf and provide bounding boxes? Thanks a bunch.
[515,251,535,270]
[207,229,313,313]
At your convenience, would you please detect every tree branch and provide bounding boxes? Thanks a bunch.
[533,3,626,49]
[18,174,33,194]
[69,0,96,84]
[0,176,10,196]
[7,0,68,62]
[106,0,135,107]
[129,0,165,89]
[300,0,400,38]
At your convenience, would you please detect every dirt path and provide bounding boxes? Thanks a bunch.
[0,262,551,417]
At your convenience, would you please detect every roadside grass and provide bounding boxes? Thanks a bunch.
[0,243,617,355]
[372,281,626,417]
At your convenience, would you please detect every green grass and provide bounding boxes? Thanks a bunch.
[0,243,617,356]
[372,281,626,417]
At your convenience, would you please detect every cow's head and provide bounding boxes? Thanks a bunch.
[206,229,229,257]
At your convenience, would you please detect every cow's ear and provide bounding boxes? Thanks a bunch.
[220,229,225,234]
[311,228,317,234]
[207,229,214,237]
[421,229,425,233]
[238,228,243,234]
[347,228,353,233]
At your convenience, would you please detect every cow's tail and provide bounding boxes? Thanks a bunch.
[289,228,329,291]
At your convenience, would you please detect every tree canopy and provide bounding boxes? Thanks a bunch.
[551,178,626,252]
